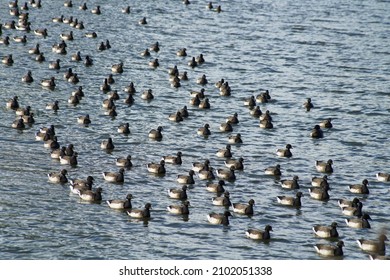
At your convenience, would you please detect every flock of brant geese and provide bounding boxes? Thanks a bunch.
[2,0,389,259]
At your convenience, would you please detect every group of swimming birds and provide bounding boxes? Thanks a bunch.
[2,0,389,259]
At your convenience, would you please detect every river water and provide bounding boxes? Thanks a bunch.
[0,0,389,260]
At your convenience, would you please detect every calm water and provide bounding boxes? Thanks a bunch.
[0,0,389,260]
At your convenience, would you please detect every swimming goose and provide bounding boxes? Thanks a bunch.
[312,222,339,238]
[304,98,314,111]
[15,105,31,116]
[224,157,244,170]
[177,170,195,184]
[226,113,239,124]
[357,234,388,256]
[179,105,189,118]
[216,144,232,158]
[197,123,211,136]
[112,62,123,73]
[100,137,115,150]
[68,73,80,83]
[2,54,13,65]
[232,199,255,215]
[228,133,243,144]
[376,172,390,182]
[71,51,82,62]
[315,159,333,173]
[35,52,45,62]
[139,17,147,25]
[249,106,262,117]
[100,79,111,92]
[124,94,134,105]
[149,58,159,68]
[310,125,324,138]
[4,20,16,30]
[51,146,66,159]
[216,166,236,181]
[341,201,363,217]
[167,201,190,215]
[85,31,97,38]
[177,48,187,57]
[345,213,372,229]
[77,187,103,202]
[259,119,273,129]
[102,97,115,109]
[256,92,268,103]
[0,36,10,45]
[276,144,293,158]
[320,118,333,128]
[162,152,182,165]
[264,164,281,176]
[280,175,300,189]
[59,152,78,166]
[206,180,226,193]
[79,2,87,10]
[117,123,130,134]
[6,96,19,110]
[141,89,154,100]
[198,167,215,180]
[207,211,232,226]
[34,28,47,37]
[60,31,73,41]
[276,192,303,207]
[12,117,25,129]
[21,70,33,83]
[31,0,42,8]
[196,53,205,64]
[338,197,359,209]
[189,94,201,106]
[47,169,68,184]
[148,126,163,140]
[212,191,232,207]
[192,159,211,172]
[116,155,132,169]
[40,77,56,89]
[69,176,94,191]
[124,82,136,94]
[44,135,60,150]
[349,179,369,194]
[168,111,184,122]
[147,160,166,174]
[68,94,80,105]
[107,194,133,209]
[102,168,125,183]
[49,59,61,70]
[190,88,205,99]
[246,225,273,240]
[76,114,90,125]
[64,1,72,7]
[168,65,179,76]
[188,57,198,68]
[219,82,231,96]
[84,55,93,66]
[308,184,331,201]
[91,5,101,14]
[197,74,208,85]
[314,241,344,257]
[127,203,152,219]
[52,15,64,23]
[179,71,189,81]
[311,175,329,187]
[13,35,27,43]
[244,96,256,107]
[219,120,233,132]
[122,6,130,14]
[140,48,151,56]
[168,185,188,200]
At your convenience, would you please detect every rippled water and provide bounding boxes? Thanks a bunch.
[1,0,389,260]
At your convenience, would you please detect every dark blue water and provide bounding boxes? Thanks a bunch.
[0,0,389,260]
